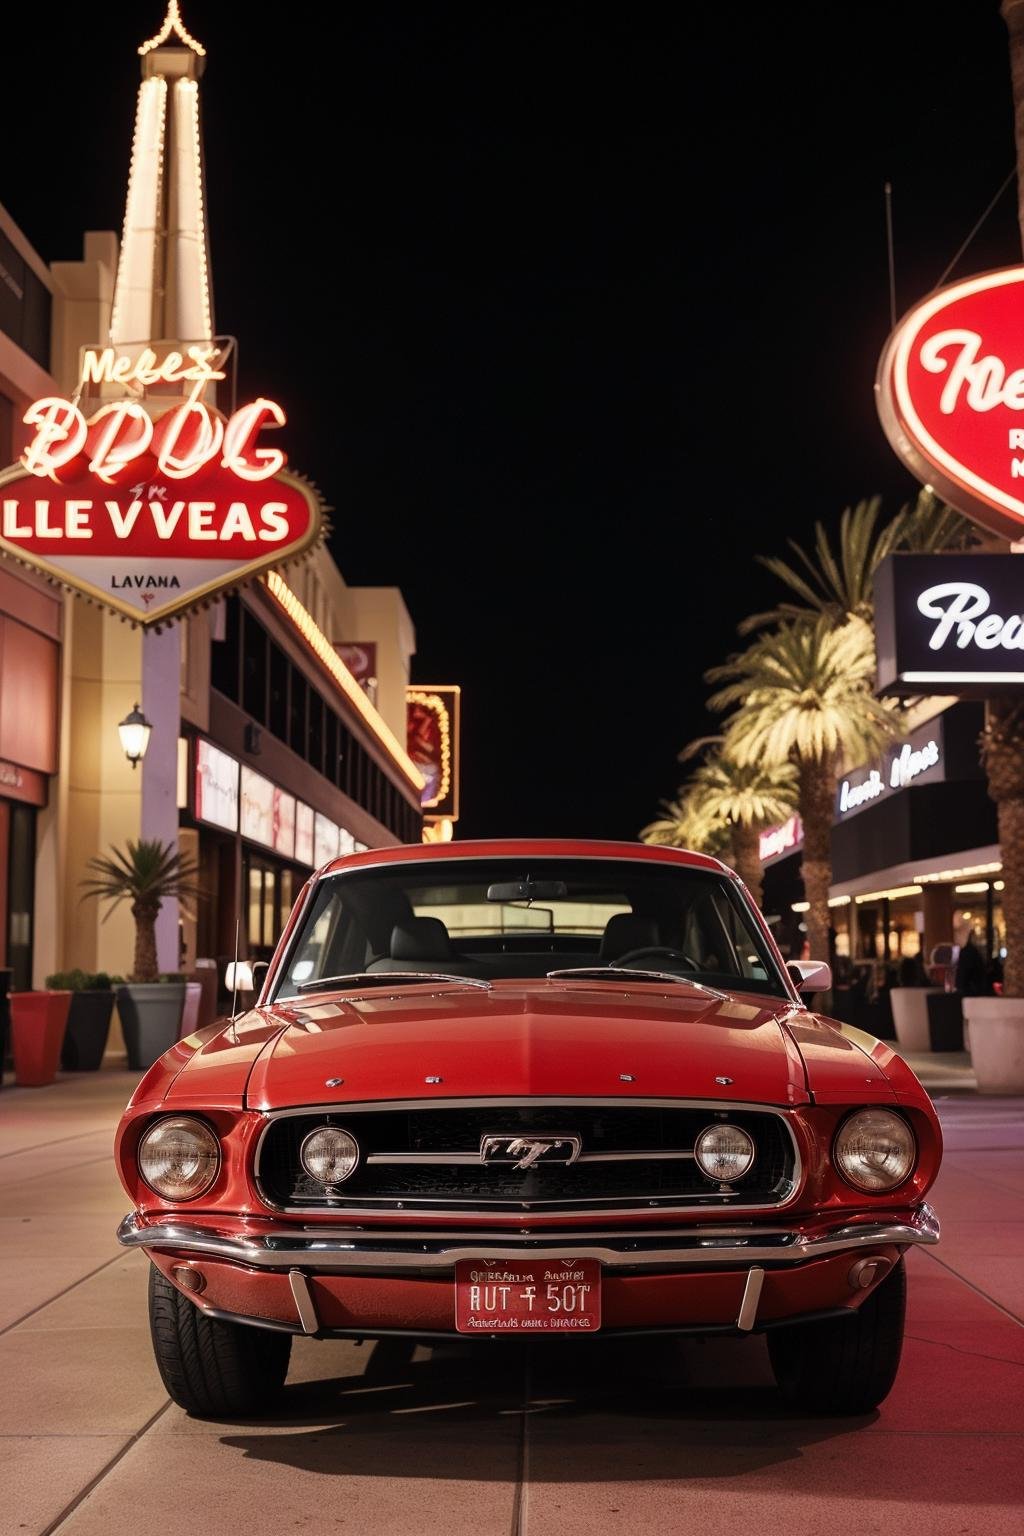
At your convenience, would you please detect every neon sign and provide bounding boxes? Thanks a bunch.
[0,350,322,626]
[876,266,1024,539]
[759,815,802,864]
[875,554,1024,695]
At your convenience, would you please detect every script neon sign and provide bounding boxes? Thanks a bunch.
[21,396,286,485]
[876,265,1024,539]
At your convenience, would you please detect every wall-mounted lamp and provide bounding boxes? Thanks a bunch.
[244,723,262,755]
[118,703,152,770]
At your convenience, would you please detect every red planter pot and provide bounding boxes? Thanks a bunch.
[10,991,72,1087]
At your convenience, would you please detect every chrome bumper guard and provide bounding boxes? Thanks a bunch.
[117,1203,939,1274]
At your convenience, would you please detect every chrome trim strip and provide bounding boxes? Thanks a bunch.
[251,1097,802,1218]
[251,1094,800,1115]
[736,1266,764,1332]
[193,1304,858,1340]
[117,1202,939,1272]
[365,1149,698,1166]
[288,1269,320,1335]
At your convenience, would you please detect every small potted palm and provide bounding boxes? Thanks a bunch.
[81,839,201,1072]
[48,970,121,1071]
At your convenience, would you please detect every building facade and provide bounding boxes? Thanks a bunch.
[0,14,427,1001]
[760,700,1001,982]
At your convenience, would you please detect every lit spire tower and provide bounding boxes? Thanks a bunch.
[110,2,213,347]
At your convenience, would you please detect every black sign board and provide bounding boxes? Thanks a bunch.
[875,553,1024,697]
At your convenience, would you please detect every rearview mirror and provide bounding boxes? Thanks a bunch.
[787,960,832,994]
[486,878,568,902]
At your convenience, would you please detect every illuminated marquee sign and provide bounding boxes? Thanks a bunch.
[194,740,239,831]
[876,266,1024,540]
[875,553,1024,695]
[0,344,323,626]
[759,815,803,865]
[407,686,461,822]
[837,734,942,819]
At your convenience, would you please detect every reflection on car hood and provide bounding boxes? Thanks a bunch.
[240,978,811,1109]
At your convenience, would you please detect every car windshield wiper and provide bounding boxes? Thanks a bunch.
[545,966,728,1001]
[295,972,492,994]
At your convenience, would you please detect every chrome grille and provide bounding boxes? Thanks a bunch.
[255,1101,798,1213]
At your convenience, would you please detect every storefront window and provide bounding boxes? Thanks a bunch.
[269,642,288,740]
[246,855,303,958]
[242,608,268,722]
[7,804,35,991]
[289,672,307,757]
[211,594,241,701]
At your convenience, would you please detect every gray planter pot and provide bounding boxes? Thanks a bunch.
[117,983,186,1072]
[61,991,115,1071]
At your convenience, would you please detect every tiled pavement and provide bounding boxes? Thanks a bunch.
[1,1071,1021,1536]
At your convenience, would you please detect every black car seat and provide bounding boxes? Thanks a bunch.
[366,916,483,976]
[598,913,660,962]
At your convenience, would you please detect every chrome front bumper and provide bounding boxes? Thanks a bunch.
[117,1203,939,1274]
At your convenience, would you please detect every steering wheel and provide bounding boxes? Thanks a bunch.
[613,945,701,972]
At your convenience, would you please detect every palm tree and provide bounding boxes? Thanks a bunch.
[739,488,973,635]
[897,487,974,553]
[640,787,729,858]
[81,839,201,982]
[739,496,894,633]
[686,750,798,907]
[707,619,898,965]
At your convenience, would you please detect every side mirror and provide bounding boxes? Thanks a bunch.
[787,960,832,994]
[225,960,269,995]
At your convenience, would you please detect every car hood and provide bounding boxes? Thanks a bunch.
[241,979,811,1109]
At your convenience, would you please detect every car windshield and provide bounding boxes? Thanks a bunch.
[271,857,788,1000]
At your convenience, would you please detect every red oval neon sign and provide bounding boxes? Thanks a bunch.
[876,266,1024,541]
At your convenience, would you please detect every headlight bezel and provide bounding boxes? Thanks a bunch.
[832,1107,917,1194]
[299,1125,361,1186]
[137,1114,221,1202]
[693,1121,756,1184]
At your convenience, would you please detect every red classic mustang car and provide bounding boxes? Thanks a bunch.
[116,840,941,1418]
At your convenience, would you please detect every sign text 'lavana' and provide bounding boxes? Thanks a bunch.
[22,396,285,484]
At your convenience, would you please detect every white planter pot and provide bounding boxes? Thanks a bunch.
[889,988,944,1054]
[962,996,1024,1094]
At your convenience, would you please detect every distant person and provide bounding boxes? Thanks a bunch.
[898,953,927,987]
[955,930,987,996]
[986,952,1005,996]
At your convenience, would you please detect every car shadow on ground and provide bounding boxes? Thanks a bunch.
[219,1334,879,1482]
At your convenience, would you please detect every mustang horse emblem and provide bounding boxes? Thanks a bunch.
[479,1134,583,1169]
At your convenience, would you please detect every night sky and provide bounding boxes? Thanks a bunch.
[5,2,1021,838]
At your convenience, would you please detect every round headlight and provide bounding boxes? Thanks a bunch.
[138,1116,220,1201]
[694,1123,755,1183]
[299,1126,360,1185]
[833,1108,916,1192]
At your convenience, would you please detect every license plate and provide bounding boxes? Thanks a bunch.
[454,1258,602,1333]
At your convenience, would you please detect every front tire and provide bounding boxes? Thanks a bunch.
[148,1264,292,1418]
[767,1257,906,1414]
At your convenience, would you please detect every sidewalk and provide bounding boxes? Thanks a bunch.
[892,1047,977,1093]
[1,1072,1022,1536]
